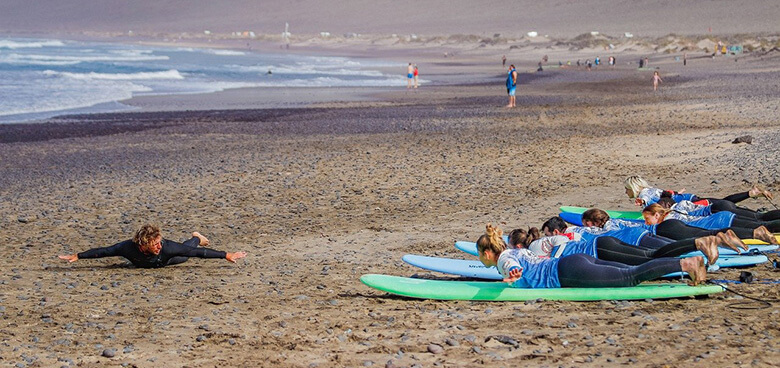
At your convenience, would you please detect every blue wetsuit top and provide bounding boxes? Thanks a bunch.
[77,239,227,268]
[496,248,561,288]
[550,237,598,259]
[672,211,735,229]
[506,69,516,88]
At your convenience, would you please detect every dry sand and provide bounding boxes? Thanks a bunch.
[2,39,780,368]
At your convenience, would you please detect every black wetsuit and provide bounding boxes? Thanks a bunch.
[77,237,226,268]
[594,236,699,266]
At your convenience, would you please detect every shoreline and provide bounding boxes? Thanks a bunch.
[3,31,777,124]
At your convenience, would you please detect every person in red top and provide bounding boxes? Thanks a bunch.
[413,64,419,88]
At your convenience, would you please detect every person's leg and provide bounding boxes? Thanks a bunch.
[182,237,199,248]
[638,234,674,249]
[730,217,780,232]
[655,219,719,239]
[708,199,760,220]
[718,192,750,204]
[595,236,655,265]
[557,253,685,288]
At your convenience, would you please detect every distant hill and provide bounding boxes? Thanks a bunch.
[1,0,778,37]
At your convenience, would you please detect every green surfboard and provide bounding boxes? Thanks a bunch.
[560,205,643,220]
[361,274,724,301]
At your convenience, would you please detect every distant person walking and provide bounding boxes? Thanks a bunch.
[506,64,517,108]
[502,54,507,67]
[644,57,649,68]
[407,63,414,89]
[413,64,419,88]
[683,53,688,66]
[653,71,663,91]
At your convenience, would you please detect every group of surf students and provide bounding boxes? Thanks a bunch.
[476,175,778,289]
[58,175,778,292]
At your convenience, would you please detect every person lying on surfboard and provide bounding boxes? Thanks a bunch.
[477,224,707,288]
[58,224,247,268]
[540,213,744,252]
[506,222,724,266]
[575,210,747,250]
[624,176,776,222]
[642,204,780,245]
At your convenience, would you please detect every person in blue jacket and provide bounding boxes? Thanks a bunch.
[506,64,517,108]
[642,204,780,245]
[477,224,706,288]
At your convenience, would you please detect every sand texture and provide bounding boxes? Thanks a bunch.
[2,44,780,367]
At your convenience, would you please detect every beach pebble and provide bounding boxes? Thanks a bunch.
[427,343,444,354]
[362,361,373,366]
[196,335,206,342]
[385,360,396,368]
[567,322,578,328]
[123,345,134,353]
[101,348,116,358]
[445,338,459,346]
[470,346,482,354]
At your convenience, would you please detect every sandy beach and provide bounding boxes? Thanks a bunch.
[2,43,780,367]
[2,3,780,364]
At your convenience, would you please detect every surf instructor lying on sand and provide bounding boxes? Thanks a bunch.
[58,224,246,268]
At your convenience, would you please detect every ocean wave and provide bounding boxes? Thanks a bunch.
[229,64,385,77]
[0,39,66,49]
[207,49,247,56]
[0,81,151,117]
[43,69,185,80]
[15,53,170,62]
[0,54,81,66]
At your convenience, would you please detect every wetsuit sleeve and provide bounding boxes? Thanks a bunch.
[163,241,227,259]
[77,240,131,259]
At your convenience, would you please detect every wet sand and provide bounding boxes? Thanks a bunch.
[1,50,780,367]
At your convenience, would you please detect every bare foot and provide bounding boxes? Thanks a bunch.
[192,232,210,246]
[717,230,746,252]
[749,184,773,200]
[680,256,707,286]
[694,236,720,265]
[753,226,779,245]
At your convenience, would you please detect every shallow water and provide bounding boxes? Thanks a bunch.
[0,37,405,123]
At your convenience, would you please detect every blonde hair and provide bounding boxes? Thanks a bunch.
[641,203,670,219]
[624,175,650,198]
[133,224,161,246]
[476,224,507,256]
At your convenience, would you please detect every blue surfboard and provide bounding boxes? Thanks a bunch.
[402,254,753,280]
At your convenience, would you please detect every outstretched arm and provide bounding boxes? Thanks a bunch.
[61,240,130,262]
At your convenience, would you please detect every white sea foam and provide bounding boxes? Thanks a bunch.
[43,69,185,81]
[0,80,151,117]
[0,54,81,66]
[15,53,169,62]
[207,49,247,56]
[0,39,66,49]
